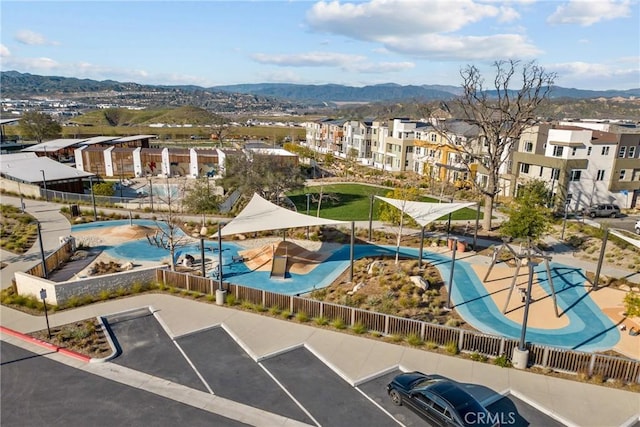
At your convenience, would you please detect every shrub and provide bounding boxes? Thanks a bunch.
[444,341,459,355]
[351,321,367,334]
[425,341,438,350]
[406,333,424,347]
[131,282,144,294]
[470,352,488,362]
[331,318,347,329]
[295,311,309,322]
[494,354,512,368]
[281,309,292,319]
[314,316,329,326]
[268,305,281,316]
[225,293,237,306]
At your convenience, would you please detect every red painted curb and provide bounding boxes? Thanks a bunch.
[0,326,91,363]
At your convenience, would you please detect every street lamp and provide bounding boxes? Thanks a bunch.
[36,221,48,279]
[40,169,48,202]
[40,288,51,339]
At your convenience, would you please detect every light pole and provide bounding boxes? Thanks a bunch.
[17,181,25,213]
[40,169,48,202]
[36,221,48,279]
[119,155,124,198]
[215,222,226,305]
[518,261,537,351]
[40,288,51,339]
[148,177,154,212]
[89,176,97,221]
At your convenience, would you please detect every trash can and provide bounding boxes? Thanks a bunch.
[70,204,80,217]
[457,239,466,253]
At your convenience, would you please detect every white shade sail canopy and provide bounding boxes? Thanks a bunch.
[375,196,476,227]
[214,193,348,237]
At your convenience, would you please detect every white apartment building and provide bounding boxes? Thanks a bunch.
[513,124,640,210]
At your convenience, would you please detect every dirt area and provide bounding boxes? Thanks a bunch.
[310,255,468,328]
[73,224,158,248]
[29,319,112,359]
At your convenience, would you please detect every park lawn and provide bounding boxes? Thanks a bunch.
[287,184,481,221]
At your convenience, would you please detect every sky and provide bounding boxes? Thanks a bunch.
[1,0,639,91]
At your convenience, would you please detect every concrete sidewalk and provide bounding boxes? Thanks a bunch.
[0,196,71,289]
[2,294,639,427]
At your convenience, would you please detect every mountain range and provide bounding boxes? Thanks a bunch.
[2,71,639,105]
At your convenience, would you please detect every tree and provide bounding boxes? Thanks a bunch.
[92,182,115,196]
[182,177,220,213]
[18,111,62,143]
[623,292,640,318]
[500,179,551,240]
[147,179,190,271]
[221,154,305,204]
[210,114,230,147]
[435,60,556,231]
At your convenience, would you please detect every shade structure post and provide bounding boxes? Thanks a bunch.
[217,222,224,290]
[473,203,480,250]
[368,194,374,242]
[349,221,355,282]
[446,238,457,309]
[593,228,609,289]
[418,225,425,269]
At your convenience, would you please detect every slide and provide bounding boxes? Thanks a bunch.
[270,256,287,279]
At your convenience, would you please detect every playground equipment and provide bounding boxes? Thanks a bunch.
[270,244,288,279]
[484,238,560,317]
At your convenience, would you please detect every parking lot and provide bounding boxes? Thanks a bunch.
[2,308,568,426]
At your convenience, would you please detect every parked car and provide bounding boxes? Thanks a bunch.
[635,220,640,234]
[387,372,499,427]
[583,204,621,218]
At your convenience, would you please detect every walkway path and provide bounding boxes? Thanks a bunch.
[2,294,639,427]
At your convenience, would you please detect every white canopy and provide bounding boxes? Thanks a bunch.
[375,196,476,227]
[214,193,348,237]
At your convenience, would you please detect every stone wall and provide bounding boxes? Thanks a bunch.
[15,267,162,306]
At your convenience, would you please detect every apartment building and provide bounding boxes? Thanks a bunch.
[512,123,640,210]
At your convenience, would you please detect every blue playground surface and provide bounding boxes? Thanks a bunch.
[71,220,619,352]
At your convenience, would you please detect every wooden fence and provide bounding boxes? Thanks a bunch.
[25,240,75,279]
[156,269,640,384]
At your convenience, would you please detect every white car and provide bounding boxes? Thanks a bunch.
[636,220,640,234]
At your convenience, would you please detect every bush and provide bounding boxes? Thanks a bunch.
[494,354,512,368]
[351,321,367,334]
[444,341,459,355]
[470,352,488,362]
[314,316,329,326]
[268,305,281,316]
[331,318,347,329]
[406,333,424,347]
[225,293,237,306]
[295,311,309,322]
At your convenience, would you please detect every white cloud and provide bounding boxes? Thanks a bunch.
[305,0,536,60]
[14,30,59,46]
[349,61,415,73]
[381,33,542,60]
[306,0,500,38]
[548,60,640,89]
[547,0,632,26]
[0,44,10,57]
[251,52,366,67]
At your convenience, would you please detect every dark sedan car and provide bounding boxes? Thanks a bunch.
[387,372,499,427]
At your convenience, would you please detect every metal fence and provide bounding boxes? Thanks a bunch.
[41,188,139,206]
[156,269,640,384]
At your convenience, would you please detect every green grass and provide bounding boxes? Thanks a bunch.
[287,184,480,221]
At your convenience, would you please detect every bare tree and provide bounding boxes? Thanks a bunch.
[435,60,555,231]
[210,114,230,147]
[147,179,190,271]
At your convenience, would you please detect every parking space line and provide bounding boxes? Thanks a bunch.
[172,339,214,395]
[355,386,406,427]
[257,361,321,427]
